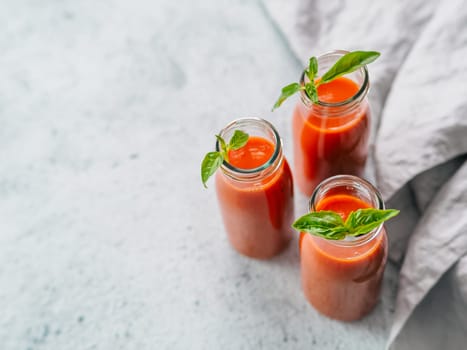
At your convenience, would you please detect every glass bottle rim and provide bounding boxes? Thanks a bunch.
[308,175,385,247]
[300,49,370,109]
[216,117,282,176]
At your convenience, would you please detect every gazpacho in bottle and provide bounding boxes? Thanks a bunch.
[273,50,379,196]
[293,175,398,321]
[201,118,294,259]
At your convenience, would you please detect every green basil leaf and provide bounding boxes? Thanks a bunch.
[272,82,302,110]
[319,51,380,85]
[201,129,249,188]
[345,208,399,236]
[292,211,348,240]
[292,207,399,240]
[228,130,249,151]
[305,82,318,103]
[201,151,223,188]
[215,134,227,154]
[308,56,318,80]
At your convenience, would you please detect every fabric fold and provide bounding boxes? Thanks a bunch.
[388,161,467,348]
[262,0,467,348]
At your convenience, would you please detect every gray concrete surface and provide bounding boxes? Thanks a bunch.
[0,0,398,348]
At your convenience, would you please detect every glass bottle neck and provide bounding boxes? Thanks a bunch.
[299,50,370,117]
[309,175,385,247]
[216,117,284,183]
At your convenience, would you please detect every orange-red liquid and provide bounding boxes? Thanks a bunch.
[215,136,294,259]
[227,136,275,169]
[292,77,370,196]
[299,194,387,321]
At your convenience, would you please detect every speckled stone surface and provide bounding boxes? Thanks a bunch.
[0,1,398,349]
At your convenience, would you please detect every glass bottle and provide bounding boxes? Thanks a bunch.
[299,175,388,321]
[215,118,294,259]
[292,50,371,196]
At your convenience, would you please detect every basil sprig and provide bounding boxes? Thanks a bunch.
[273,50,380,110]
[201,130,249,188]
[292,208,399,240]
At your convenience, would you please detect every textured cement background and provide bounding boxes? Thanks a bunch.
[0,0,398,349]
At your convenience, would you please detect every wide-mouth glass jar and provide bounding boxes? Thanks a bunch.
[292,50,371,196]
[215,118,294,259]
[299,175,388,321]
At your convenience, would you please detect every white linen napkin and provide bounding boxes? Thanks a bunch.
[262,0,467,348]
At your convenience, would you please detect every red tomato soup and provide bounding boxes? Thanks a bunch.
[292,51,371,196]
[299,175,388,321]
[215,119,294,259]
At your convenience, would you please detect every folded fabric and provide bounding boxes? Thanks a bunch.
[262,0,467,348]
